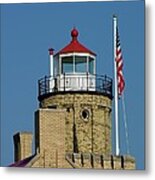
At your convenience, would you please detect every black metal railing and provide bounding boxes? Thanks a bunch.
[38,73,112,98]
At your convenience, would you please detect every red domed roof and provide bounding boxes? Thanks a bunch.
[56,28,96,56]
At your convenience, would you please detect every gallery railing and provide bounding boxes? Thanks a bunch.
[38,73,112,98]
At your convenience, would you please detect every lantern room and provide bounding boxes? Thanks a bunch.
[38,28,112,99]
[49,28,96,91]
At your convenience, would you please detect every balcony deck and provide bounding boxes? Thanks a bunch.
[38,73,113,100]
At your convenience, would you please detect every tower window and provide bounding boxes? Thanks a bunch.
[81,109,90,122]
[62,56,73,73]
[75,56,87,73]
[89,57,94,74]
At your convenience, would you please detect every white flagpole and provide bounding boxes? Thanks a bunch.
[113,15,120,156]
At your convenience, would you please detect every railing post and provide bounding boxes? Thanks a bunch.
[104,75,107,93]
[54,78,57,92]
[47,77,49,93]
[111,78,113,98]
[64,73,65,92]
[45,76,47,94]
[38,80,41,96]
[86,72,88,91]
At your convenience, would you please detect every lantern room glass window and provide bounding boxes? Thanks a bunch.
[75,56,87,73]
[62,56,73,73]
[54,56,59,76]
[89,57,94,74]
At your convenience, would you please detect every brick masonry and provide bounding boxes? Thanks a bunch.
[13,132,33,162]
[34,109,71,168]
[39,93,112,155]
[13,92,136,169]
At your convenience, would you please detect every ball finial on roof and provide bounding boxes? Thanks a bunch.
[57,28,96,56]
[71,27,79,40]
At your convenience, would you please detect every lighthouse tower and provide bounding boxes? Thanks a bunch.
[11,28,135,169]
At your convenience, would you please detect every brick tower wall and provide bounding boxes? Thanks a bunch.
[34,109,71,168]
[13,132,32,162]
[39,93,112,155]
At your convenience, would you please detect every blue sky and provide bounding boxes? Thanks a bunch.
[1,1,145,169]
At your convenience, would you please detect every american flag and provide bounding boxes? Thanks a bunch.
[116,27,125,96]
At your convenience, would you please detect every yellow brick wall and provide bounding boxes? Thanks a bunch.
[24,93,136,169]
[13,132,32,162]
[34,109,72,168]
[39,93,112,155]
[65,153,135,170]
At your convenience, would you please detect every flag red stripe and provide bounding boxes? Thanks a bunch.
[117,63,123,72]
[116,49,121,56]
[116,55,122,63]
[115,27,125,96]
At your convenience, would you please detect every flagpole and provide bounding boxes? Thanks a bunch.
[113,15,120,156]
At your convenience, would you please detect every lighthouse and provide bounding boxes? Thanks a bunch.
[10,28,135,169]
